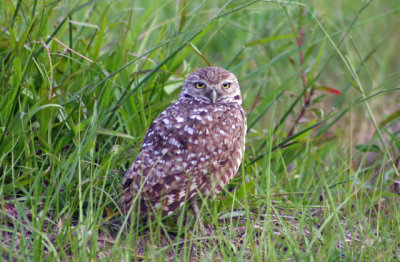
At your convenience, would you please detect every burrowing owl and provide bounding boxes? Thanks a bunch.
[121,67,246,219]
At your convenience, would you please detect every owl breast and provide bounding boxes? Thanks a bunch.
[122,99,246,216]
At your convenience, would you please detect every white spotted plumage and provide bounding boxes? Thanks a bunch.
[121,67,246,217]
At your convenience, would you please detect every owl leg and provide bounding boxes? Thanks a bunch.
[191,197,206,234]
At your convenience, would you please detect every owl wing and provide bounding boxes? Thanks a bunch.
[122,100,245,216]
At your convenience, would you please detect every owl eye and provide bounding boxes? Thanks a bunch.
[221,82,231,89]
[195,82,205,89]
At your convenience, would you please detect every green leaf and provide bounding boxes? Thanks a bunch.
[96,128,135,140]
[92,9,108,59]
[69,20,99,29]
[379,109,400,128]
[26,104,64,119]
[178,0,187,33]
[343,73,362,93]
[355,144,382,153]
[310,36,326,74]
[188,42,211,66]
[245,35,299,47]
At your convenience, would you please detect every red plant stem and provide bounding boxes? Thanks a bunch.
[288,27,314,137]
[288,88,315,137]
[297,28,307,92]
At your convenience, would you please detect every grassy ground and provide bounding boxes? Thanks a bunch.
[1,0,400,260]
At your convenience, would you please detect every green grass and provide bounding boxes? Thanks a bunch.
[1,0,400,260]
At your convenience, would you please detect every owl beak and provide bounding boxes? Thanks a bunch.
[211,89,217,104]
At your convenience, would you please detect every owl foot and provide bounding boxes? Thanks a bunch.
[191,198,212,236]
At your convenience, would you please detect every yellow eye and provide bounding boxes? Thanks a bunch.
[222,82,231,89]
[195,82,205,89]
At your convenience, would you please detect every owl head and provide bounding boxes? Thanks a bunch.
[179,67,242,105]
